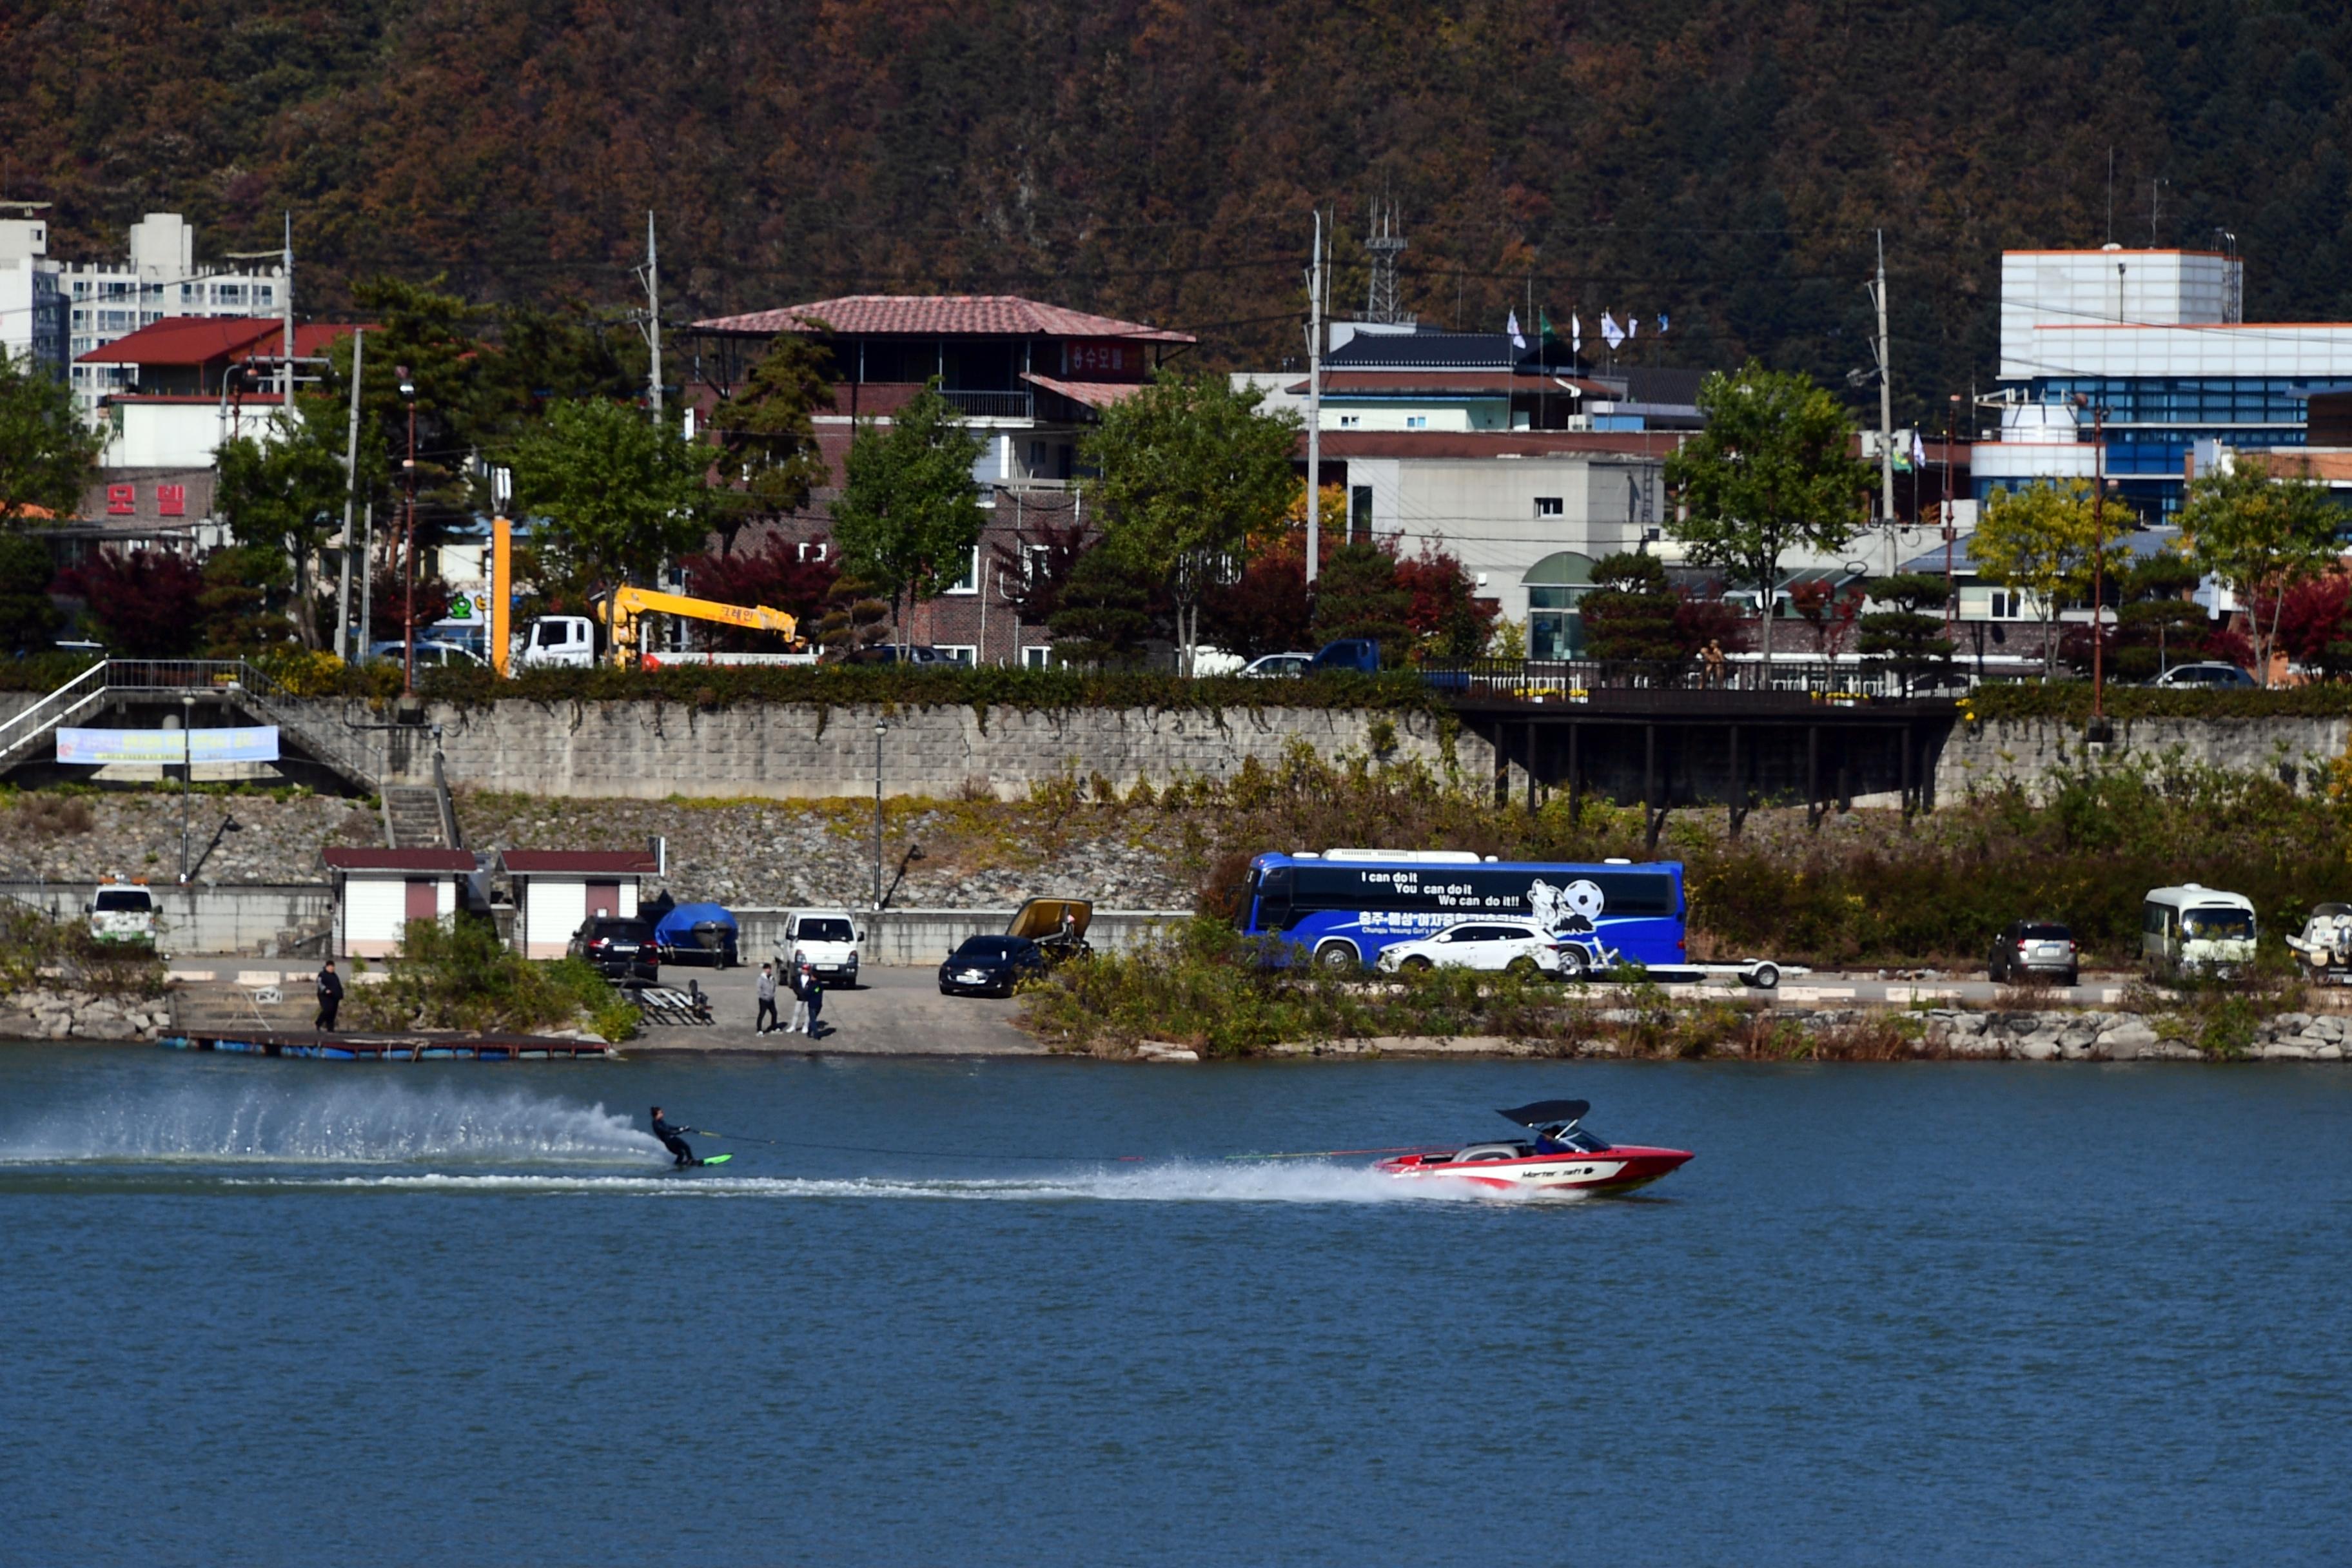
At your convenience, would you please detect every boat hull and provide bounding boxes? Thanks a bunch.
[1378,1144,1692,1195]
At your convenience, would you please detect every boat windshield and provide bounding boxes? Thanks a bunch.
[2184,907,2254,941]
[1545,1125,1612,1153]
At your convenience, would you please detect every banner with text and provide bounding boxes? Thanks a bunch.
[56,727,282,765]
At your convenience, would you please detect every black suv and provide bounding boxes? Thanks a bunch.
[1988,920,2079,987]
[572,917,664,981]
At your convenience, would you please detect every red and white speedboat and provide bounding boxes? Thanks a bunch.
[1378,1099,1692,1195]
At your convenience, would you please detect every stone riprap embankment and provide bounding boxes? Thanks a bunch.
[2,988,175,1041]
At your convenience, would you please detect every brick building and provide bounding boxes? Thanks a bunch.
[682,295,1195,665]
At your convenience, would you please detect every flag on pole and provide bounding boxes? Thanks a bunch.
[1656,312,1671,335]
[1538,309,1556,343]
[1910,430,1928,469]
[1507,310,1527,351]
[1626,315,1639,342]
[1600,312,1625,350]
[1571,313,1582,355]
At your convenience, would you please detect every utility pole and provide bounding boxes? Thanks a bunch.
[281,211,295,408]
[336,328,365,662]
[872,720,886,915]
[1872,230,1895,531]
[643,211,663,422]
[1305,210,1325,587]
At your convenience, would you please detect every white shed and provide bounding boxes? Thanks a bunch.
[502,848,661,959]
[322,848,477,958]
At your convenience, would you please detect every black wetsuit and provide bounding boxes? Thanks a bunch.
[315,967,343,1031]
[651,1112,696,1166]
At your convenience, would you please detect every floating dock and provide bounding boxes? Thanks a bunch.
[162,1031,614,1061]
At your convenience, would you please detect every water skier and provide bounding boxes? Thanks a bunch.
[650,1105,698,1167]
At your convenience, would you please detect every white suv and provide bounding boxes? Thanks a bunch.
[1377,921,1561,977]
[782,909,863,987]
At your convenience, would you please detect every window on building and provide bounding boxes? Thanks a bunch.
[1535,496,1564,518]
[1021,645,1053,669]
[946,545,981,594]
[215,284,245,306]
[255,286,274,306]
[1337,415,1361,428]
[1022,542,1053,587]
[1989,589,2021,620]
[1349,485,1373,543]
[72,280,88,298]
[934,645,977,665]
[1406,415,1427,429]
[70,309,86,328]
[1028,439,1047,472]
[795,540,829,562]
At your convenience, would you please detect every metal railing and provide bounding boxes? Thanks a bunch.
[939,388,1034,419]
[1418,657,1965,704]
[0,659,381,787]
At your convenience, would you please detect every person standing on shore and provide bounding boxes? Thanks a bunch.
[314,961,343,1033]
[801,960,825,1039]
[755,961,779,1035]
[787,960,812,1034]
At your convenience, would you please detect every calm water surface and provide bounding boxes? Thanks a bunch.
[1,1046,2346,1566]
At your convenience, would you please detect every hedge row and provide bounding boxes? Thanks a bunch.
[1963,680,2352,722]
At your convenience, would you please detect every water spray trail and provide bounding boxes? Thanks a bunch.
[0,1077,665,1166]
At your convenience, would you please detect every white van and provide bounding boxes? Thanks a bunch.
[2141,884,2257,979]
[88,881,157,946]
[781,909,863,987]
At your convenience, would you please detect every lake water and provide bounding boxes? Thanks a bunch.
[1,1046,2346,1566]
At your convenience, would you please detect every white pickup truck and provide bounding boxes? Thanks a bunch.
[781,909,863,988]
[88,881,157,946]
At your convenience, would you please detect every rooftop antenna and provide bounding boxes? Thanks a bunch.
[2150,178,2167,246]
[1363,199,1413,326]
[2106,146,2115,244]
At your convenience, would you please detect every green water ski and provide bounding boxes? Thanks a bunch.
[698,1155,732,1166]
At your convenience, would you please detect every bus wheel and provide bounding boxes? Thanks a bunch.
[1314,941,1360,972]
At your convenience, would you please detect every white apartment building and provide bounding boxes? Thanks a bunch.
[0,207,68,375]
[44,213,284,415]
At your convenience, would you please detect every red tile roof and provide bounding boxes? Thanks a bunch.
[75,317,368,367]
[322,848,478,873]
[500,850,661,876]
[1020,372,1154,409]
[78,317,279,366]
[694,295,1194,344]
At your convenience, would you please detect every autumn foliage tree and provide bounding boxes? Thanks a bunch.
[59,550,208,657]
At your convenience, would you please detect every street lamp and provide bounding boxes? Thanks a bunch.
[873,720,886,915]
[399,366,418,696]
[178,694,195,882]
[2071,393,2113,741]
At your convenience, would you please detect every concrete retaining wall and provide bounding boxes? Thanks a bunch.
[734,907,1190,966]
[2,881,331,957]
[1932,715,2348,800]
[365,699,1475,800]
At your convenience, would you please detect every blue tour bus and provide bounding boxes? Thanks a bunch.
[1242,849,1689,977]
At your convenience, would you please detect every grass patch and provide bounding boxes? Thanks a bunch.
[0,904,168,1001]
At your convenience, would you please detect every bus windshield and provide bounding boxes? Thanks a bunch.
[2183,907,2253,941]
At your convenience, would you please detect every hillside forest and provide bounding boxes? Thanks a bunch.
[7,2,2352,424]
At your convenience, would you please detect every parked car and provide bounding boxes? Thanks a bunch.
[937,935,1049,997]
[368,638,484,668]
[1240,652,1315,679]
[2150,662,2255,689]
[571,916,663,980]
[652,901,739,968]
[2142,883,2258,979]
[1376,919,1561,979]
[86,880,157,946]
[845,644,952,665]
[781,908,863,986]
[1311,639,1381,675]
[1988,919,2079,986]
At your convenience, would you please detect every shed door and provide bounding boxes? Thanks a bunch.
[405,879,439,921]
[586,881,620,919]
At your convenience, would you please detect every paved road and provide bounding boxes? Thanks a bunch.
[629,961,1043,1055]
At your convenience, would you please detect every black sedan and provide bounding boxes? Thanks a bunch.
[571,916,664,981]
[938,936,1048,997]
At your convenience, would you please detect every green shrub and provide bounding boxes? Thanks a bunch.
[0,905,168,1001]
[346,918,638,1039]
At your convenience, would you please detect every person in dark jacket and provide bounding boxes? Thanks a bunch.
[650,1106,698,1167]
[800,960,825,1039]
[314,961,344,1032]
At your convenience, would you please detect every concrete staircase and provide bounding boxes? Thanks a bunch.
[382,785,453,849]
